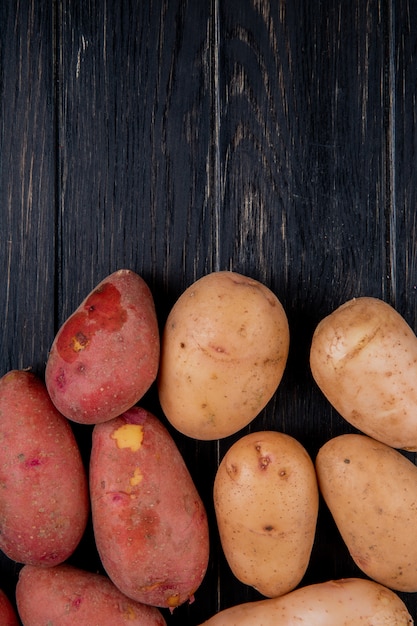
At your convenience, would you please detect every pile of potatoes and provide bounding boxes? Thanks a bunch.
[0,268,416,625]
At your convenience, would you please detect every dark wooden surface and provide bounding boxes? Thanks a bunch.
[1,0,417,623]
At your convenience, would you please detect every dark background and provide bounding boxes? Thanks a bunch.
[1,0,417,623]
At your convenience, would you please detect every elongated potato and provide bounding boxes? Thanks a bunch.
[316,433,417,592]
[0,370,89,566]
[310,296,417,450]
[15,564,167,626]
[90,407,209,609]
[198,578,413,625]
[214,431,318,598]
[45,269,159,425]
[158,271,289,439]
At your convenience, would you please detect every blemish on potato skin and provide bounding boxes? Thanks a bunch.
[56,283,127,363]
[111,424,144,451]
[259,456,271,470]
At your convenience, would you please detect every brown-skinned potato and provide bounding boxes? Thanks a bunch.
[310,296,417,450]
[158,271,289,439]
[214,430,318,598]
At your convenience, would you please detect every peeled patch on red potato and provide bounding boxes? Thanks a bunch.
[198,578,413,625]
[15,564,167,626]
[158,271,290,440]
[0,589,19,626]
[316,433,417,592]
[0,370,89,566]
[310,296,417,450]
[45,269,159,425]
[90,407,209,609]
[214,431,318,598]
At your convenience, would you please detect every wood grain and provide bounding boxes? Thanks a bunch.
[1,0,417,623]
[0,0,56,607]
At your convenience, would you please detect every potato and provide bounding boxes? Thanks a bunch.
[0,370,89,566]
[214,430,318,598]
[15,564,167,626]
[316,433,417,592]
[45,269,159,425]
[0,589,19,626]
[197,578,413,625]
[310,296,417,450]
[89,406,209,609]
[158,271,289,439]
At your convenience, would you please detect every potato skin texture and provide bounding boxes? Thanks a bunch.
[214,431,318,598]
[0,370,89,566]
[310,296,417,450]
[0,589,19,626]
[316,433,417,592]
[45,269,160,425]
[15,564,167,626]
[158,271,289,440]
[90,407,209,609]
[197,578,413,625]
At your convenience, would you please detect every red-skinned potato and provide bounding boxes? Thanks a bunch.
[90,407,209,609]
[45,269,159,425]
[214,431,318,598]
[316,433,417,592]
[158,271,289,439]
[310,296,417,450]
[197,578,413,625]
[15,564,167,626]
[0,589,19,626]
[0,370,89,566]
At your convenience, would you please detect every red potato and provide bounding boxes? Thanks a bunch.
[0,589,19,626]
[45,269,159,425]
[15,564,167,626]
[0,370,89,566]
[90,407,209,609]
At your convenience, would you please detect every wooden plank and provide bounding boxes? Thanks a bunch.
[390,5,417,615]
[56,1,217,624]
[1,0,417,623]
[215,0,393,614]
[392,0,417,325]
[0,0,55,606]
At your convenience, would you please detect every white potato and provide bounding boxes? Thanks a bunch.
[158,271,289,439]
[316,433,417,592]
[310,296,417,450]
[214,431,318,598]
[198,578,413,625]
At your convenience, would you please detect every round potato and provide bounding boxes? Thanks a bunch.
[214,430,318,598]
[197,578,413,625]
[310,296,417,450]
[316,433,417,592]
[158,271,289,439]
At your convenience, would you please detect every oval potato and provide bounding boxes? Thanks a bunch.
[90,407,209,609]
[158,271,289,439]
[15,564,167,626]
[214,431,318,597]
[316,433,417,591]
[310,296,417,450]
[0,370,89,566]
[45,269,160,425]
[197,578,413,625]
